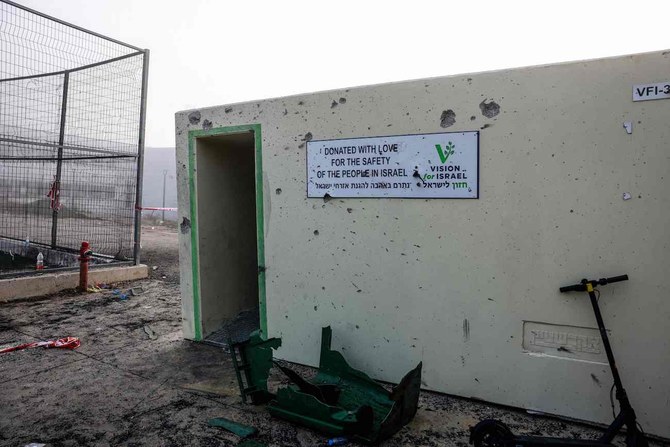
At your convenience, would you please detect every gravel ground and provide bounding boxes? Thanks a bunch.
[0,224,666,447]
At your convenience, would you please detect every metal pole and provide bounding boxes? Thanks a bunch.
[588,290,625,392]
[51,71,69,248]
[133,50,150,265]
[162,169,167,222]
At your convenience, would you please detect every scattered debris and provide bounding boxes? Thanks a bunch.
[130,287,144,296]
[112,289,129,300]
[208,417,257,438]
[230,326,422,444]
[0,337,80,354]
[143,325,157,340]
[328,437,349,446]
[623,192,632,201]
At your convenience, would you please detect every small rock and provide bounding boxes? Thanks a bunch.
[143,325,157,340]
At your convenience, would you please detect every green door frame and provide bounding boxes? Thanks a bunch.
[187,124,266,341]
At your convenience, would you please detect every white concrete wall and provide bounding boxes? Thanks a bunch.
[175,51,670,438]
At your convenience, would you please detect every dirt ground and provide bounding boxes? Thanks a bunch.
[0,225,666,447]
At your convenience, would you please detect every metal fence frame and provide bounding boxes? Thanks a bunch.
[0,0,149,274]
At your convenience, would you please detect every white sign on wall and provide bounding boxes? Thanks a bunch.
[307,131,479,198]
[633,81,670,102]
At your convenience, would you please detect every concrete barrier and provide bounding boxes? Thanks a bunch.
[0,265,149,302]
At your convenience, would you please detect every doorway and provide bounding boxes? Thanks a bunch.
[191,128,263,342]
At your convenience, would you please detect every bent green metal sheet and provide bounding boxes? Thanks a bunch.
[230,329,281,404]
[231,326,422,445]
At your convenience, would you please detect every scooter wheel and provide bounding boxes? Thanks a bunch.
[627,431,649,447]
[470,419,513,447]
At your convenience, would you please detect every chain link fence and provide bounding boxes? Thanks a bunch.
[0,0,148,276]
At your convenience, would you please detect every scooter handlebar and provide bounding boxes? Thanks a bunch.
[559,274,628,293]
[603,274,629,284]
[559,283,584,293]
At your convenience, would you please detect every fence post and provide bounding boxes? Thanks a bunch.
[133,50,150,265]
[51,71,69,248]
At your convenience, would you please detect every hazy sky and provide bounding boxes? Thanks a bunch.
[18,0,668,148]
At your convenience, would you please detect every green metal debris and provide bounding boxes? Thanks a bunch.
[230,326,422,445]
[207,417,257,438]
[237,440,267,447]
[230,331,281,404]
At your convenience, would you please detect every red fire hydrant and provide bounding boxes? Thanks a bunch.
[79,241,92,292]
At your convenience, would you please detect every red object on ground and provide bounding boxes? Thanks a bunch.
[79,241,91,291]
[0,337,80,354]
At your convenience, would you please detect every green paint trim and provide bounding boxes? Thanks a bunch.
[187,131,202,341]
[253,126,268,336]
[186,123,267,341]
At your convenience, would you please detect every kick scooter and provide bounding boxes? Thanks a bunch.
[470,274,648,447]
